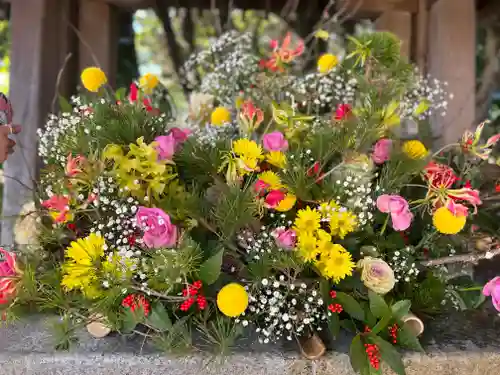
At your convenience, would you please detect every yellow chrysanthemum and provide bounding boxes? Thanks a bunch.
[61,233,105,299]
[317,54,338,74]
[258,171,282,189]
[217,283,249,317]
[317,244,355,282]
[276,194,297,212]
[298,232,319,262]
[330,210,358,239]
[233,139,263,160]
[266,151,287,168]
[433,207,467,234]
[139,73,159,94]
[402,140,428,160]
[211,106,231,126]
[317,229,332,243]
[294,206,321,234]
[81,67,107,92]
[318,200,340,218]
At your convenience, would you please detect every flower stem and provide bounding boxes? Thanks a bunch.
[380,215,389,236]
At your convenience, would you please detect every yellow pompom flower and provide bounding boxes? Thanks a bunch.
[330,210,358,239]
[402,140,428,160]
[266,151,287,168]
[258,171,282,189]
[211,106,231,126]
[81,67,107,92]
[314,29,330,40]
[297,232,319,262]
[294,206,321,234]
[139,73,159,94]
[61,233,105,299]
[217,283,249,317]
[317,54,338,74]
[433,207,467,234]
[276,194,296,212]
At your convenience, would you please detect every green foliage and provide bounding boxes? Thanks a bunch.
[336,292,365,321]
[145,302,172,332]
[198,248,224,285]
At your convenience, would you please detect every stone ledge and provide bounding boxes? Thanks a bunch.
[1,310,500,375]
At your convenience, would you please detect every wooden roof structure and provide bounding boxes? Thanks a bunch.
[0,0,479,244]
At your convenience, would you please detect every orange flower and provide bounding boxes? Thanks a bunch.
[65,154,87,177]
[260,32,304,72]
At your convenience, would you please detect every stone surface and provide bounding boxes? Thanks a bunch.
[1,309,499,375]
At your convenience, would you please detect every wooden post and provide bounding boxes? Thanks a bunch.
[427,0,476,145]
[2,0,77,245]
[375,10,413,59]
[78,0,119,87]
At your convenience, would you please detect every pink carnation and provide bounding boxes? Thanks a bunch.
[372,139,392,164]
[263,131,288,152]
[483,276,500,312]
[136,207,178,248]
[376,194,413,231]
[154,134,176,161]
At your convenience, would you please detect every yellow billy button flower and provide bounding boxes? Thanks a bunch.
[81,67,107,92]
[433,206,467,234]
[211,106,231,126]
[317,54,338,74]
[275,193,296,212]
[139,73,159,94]
[402,140,428,160]
[217,283,249,317]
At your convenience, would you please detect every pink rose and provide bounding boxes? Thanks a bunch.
[0,248,18,305]
[272,228,297,250]
[154,134,175,160]
[483,276,500,312]
[372,139,392,164]
[263,131,288,152]
[376,194,413,231]
[265,190,285,209]
[136,207,178,248]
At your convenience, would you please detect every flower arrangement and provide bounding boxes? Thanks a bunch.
[3,30,500,374]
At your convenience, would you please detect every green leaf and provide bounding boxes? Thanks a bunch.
[413,99,430,116]
[145,302,172,332]
[120,309,138,334]
[58,95,72,113]
[397,324,424,352]
[340,319,358,333]
[369,290,390,318]
[336,292,365,321]
[327,311,340,339]
[198,249,224,285]
[349,334,371,375]
[391,300,411,321]
[370,336,405,375]
[115,87,127,100]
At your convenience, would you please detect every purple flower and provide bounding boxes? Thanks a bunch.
[483,276,500,312]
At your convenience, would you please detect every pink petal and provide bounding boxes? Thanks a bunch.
[376,195,392,213]
[391,211,413,231]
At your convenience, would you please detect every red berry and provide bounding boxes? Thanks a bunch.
[329,290,337,298]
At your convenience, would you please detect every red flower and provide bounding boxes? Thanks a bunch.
[122,294,150,316]
[67,223,76,231]
[423,162,458,189]
[264,190,286,209]
[260,32,304,72]
[495,184,500,193]
[42,195,72,223]
[180,281,206,311]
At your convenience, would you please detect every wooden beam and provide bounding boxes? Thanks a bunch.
[415,0,429,72]
[427,0,476,145]
[2,0,77,244]
[78,0,120,87]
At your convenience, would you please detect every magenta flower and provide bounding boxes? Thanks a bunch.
[154,134,176,160]
[170,127,191,145]
[272,228,297,250]
[264,190,286,209]
[136,207,178,248]
[0,248,18,305]
[334,104,351,121]
[376,194,413,231]
[483,277,500,312]
[372,139,392,164]
[263,131,288,152]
